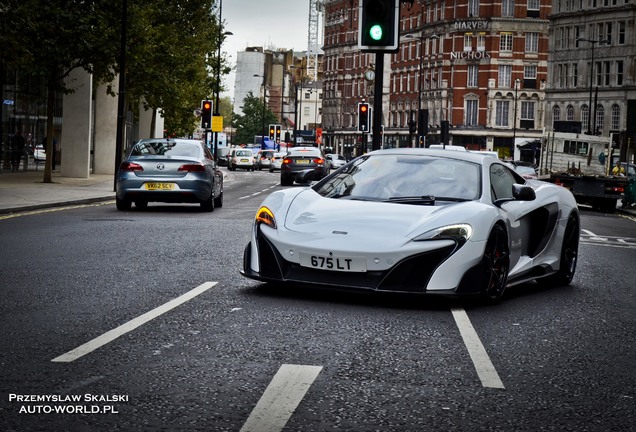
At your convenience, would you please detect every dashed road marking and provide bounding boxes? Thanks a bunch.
[451,308,505,389]
[241,364,323,432]
[51,282,216,363]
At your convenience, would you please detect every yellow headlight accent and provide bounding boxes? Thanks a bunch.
[255,206,277,228]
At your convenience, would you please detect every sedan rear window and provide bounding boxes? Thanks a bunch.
[131,141,201,158]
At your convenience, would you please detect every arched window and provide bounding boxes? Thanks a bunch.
[553,105,561,125]
[581,105,589,132]
[566,105,575,121]
[611,104,621,130]
[595,105,605,133]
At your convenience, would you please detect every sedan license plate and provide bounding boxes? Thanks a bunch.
[144,182,175,191]
[299,252,366,272]
[296,159,310,164]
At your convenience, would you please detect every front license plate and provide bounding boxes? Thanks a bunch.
[144,182,175,191]
[299,252,366,272]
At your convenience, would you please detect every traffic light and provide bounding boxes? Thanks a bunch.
[359,0,399,51]
[269,124,276,140]
[201,100,212,129]
[358,103,370,132]
[275,125,281,141]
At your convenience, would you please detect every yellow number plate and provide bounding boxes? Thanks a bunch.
[296,159,310,164]
[144,182,175,191]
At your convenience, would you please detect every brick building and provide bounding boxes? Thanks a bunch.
[321,0,551,158]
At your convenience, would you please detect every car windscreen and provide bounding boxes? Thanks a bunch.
[313,154,481,202]
[130,141,201,158]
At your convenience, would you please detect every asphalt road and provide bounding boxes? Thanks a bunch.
[1,169,634,431]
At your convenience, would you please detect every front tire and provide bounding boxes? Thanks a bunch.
[480,224,510,302]
[546,213,579,286]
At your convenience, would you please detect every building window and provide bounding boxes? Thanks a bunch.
[502,0,514,16]
[465,99,479,125]
[500,32,513,52]
[524,66,537,80]
[553,105,561,123]
[525,32,539,53]
[596,105,605,132]
[477,32,486,51]
[571,63,578,88]
[498,64,512,88]
[496,101,510,127]
[611,104,620,130]
[602,61,610,86]
[467,65,479,87]
[581,105,589,132]
[567,105,575,121]
[527,0,540,17]
[521,101,535,120]
[617,60,623,85]
[618,21,626,44]
[468,0,480,16]
[464,33,473,51]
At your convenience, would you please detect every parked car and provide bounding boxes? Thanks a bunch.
[325,153,346,169]
[115,138,223,211]
[280,146,329,186]
[504,160,538,179]
[33,145,46,162]
[228,148,257,171]
[269,152,286,172]
[242,148,580,302]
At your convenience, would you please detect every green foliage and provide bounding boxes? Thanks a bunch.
[232,92,279,145]
[1,0,233,138]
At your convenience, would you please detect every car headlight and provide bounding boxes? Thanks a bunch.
[255,206,277,229]
[413,224,473,246]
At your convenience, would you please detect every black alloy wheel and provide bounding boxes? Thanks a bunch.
[481,224,510,302]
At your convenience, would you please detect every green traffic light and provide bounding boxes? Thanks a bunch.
[369,24,383,41]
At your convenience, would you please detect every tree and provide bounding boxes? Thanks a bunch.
[232,92,278,146]
[1,0,120,182]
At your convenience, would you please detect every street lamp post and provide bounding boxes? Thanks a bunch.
[213,0,232,159]
[577,37,608,135]
[513,78,520,145]
[405,33,439,147]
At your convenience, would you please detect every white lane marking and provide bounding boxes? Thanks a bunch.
[51,282,216,363]
[451,308,505,389]
[240,364,323,432]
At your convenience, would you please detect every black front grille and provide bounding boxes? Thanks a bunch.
[256,230,456,293]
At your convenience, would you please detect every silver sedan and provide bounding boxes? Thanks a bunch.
[116,138,223,211]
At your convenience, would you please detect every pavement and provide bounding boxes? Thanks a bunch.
[0,169,115,214]
[0,167,635,218]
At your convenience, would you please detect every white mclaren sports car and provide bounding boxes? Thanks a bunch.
[241,148,580,301]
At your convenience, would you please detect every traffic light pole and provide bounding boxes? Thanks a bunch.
[371,54,384,151]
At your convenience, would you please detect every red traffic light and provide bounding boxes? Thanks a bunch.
[203,102,211,110]
[360,105,368,112]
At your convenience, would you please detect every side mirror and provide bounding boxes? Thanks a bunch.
[494,184,536,207]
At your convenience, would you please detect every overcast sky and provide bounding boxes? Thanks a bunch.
[220,1,315,98]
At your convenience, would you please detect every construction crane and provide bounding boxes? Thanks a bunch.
[306,0,321,81]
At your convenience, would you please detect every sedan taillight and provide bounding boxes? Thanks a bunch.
[282,158,292,165]
[313,158,324,164]
[178,163,206,172]
[120,161,143,172]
